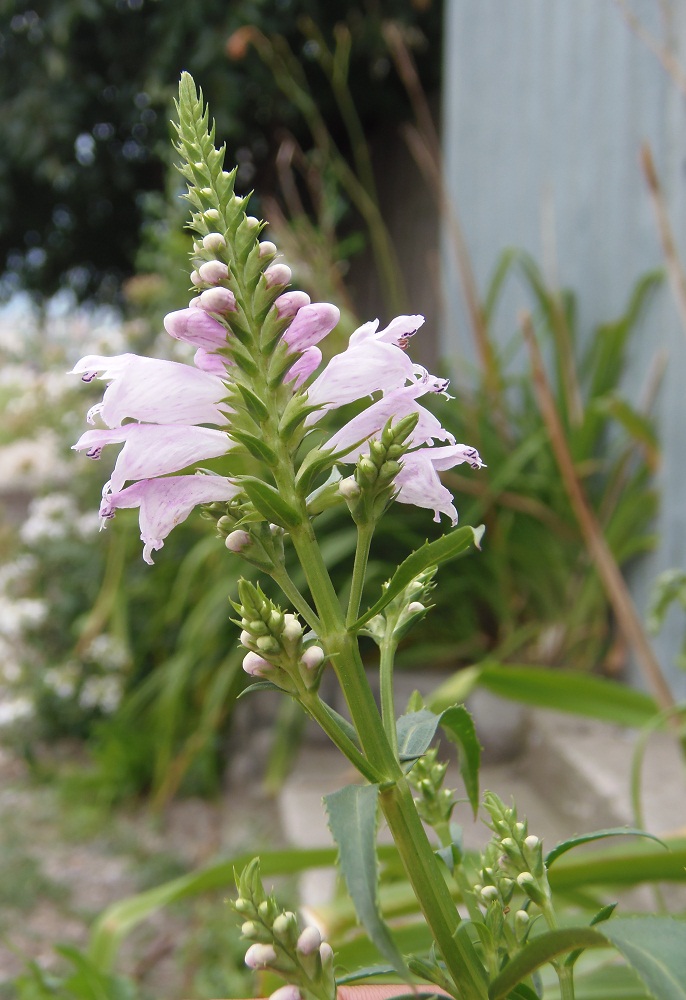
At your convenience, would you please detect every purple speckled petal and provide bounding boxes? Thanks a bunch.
[164,307,228,350]
[74,424,233,493]
[99,474,240,564]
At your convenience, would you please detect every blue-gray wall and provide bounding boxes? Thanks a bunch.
[442,0,686,695]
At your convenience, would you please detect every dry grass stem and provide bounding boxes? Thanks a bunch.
[520,310,677,715]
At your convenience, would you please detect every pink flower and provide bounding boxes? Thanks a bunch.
[193,348,232,376]
[70,354,230,427]
[197,287,237,314]
[306,314,424,413]
[164,307,228,350]
[282,302,340,353]
[285,347,322,388]
[73,424,233,494]
[100,474,240,564]
[326,374,455,462]
[394,445,484,525]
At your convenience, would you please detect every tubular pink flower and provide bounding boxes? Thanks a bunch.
[283,303,340,353]
[305,314,425,415]
[284,346,322,388]
[394,444,485,525]
[74,424,233,494]
[325,376,456,462]
[99,474,240,564]
[274,290,310,317]
[71,354,230,428]
[164,307,228,350]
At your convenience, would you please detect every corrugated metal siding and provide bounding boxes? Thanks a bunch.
[442,0,686,693]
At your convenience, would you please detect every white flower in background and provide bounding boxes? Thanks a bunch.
[78,675,122,714]
[0,696,33,727]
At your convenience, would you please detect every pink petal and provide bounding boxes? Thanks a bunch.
[164,308,228,350]
[284,346,322,388]
[283,303,340,353]
[194,348,232,376]
[348,314,424,347]
[198,260,229,284]
[198,287,237,314]
[306,341,415,415]
[274,291,311,317]
[100,474,240,564]
[325,382,455,461]
[394,451,459,525]
[75,354,230,427]
[74,424,233,493]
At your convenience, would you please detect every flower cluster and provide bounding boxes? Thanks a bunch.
[233,580,325,689]
[71,73,482,568]
[234,859,335,1000]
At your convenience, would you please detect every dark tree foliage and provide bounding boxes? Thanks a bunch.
[0,0,441,303]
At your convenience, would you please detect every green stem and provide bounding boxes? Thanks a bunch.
[270,564,321,633]
[380,780,489,1000]
[300,691,384,785]
[346,521,374,627]
[541,901,575,1000]
[379,635,399,756]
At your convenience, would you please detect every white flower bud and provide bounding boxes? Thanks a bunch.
[300,646,325,670]
[296,925,322,955]
[480,885,499,902]
[270,987,302,1000]
[244,942,277,969]
[282,617,303,642]
[319,941,334,966]
[241,920,258,938]
[264,263,292,287]
[240,629,253,647]
[407,602,424,614]
[198,259,229,284]
[203,208,220,220]
[242,651,271,677]
[202,232,226,251]
[338,477,361,499]
[245,215,260,228]
[225,530,251,553]
[259,240,278,257]
[524,835,540,850]
[190,269,203,286]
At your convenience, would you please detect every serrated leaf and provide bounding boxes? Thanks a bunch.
[239,477,300,528]
[439,705,482,818]
[488,927,607,999]
[324,783,409,980]
[600,916,686,1000]
[352,525,485,630]
[546,828,668,867]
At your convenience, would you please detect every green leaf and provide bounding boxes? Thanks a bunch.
[599,917,686,1000]
[352,525,485,630]
[548,837,686,891]
[433,661,659,729]
[488,927,608,999]
[237,680,284,698]
[234,382,269,421]
[396,708,440,762]
[546,828,668,866]
[238,476,300,528]
[335,966,398,985]
[439,705,482,818]
[324,783,409,979]
[230,428,278,465]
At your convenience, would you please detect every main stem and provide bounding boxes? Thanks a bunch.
[288,523,488,1000]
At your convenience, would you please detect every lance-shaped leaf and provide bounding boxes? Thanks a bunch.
[488,926,607,998]
[230,429,278,466]
[351,525,485,630]
[324,783,409,979]
[396,706,481,816]
[238,476,300,528]
[546,828,668,867]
